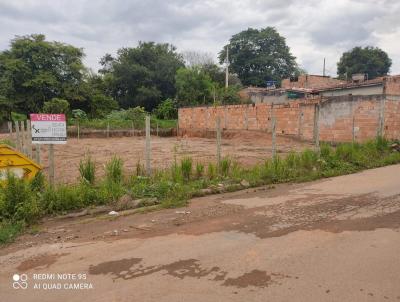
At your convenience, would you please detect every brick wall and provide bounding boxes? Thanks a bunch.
[282,75,344,89]
[178,96,400,142]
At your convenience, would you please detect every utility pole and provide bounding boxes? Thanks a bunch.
[225,45,229,89]
[323,58,326,76]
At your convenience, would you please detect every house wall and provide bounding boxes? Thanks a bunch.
[282,75,344,89]
[320,85,383,97]
[178,95,400,142]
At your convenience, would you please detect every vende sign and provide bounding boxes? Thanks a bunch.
[30,114,67,144]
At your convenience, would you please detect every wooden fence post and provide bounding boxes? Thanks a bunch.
[20,121,26,155]
[7,121,12,141]
[156,122,159,137]
[49,144,55,186]
[14,121,21,152]
[132,121,135,137]
[145,116,151,176]
[352,116,356,143]
[35,144,41,164]
[216,116,221,167]
[106,122,110,138]
[26,120,32,158]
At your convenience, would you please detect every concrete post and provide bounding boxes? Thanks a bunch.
[224,106,228,129]
[298,106,303,139]
[271,117,276,158]
[377,97,385,138]
[314,103,320,153]
[216,116,221,167]
[244,105,249,130]
[145,116,151,176]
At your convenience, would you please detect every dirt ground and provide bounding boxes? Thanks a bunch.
[28,131,313,183]
[1,164,400,302]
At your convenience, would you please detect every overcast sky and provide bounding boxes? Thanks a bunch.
[1,0,399,76]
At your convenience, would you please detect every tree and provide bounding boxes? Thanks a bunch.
[0,34,86,114]
[219,27,299,86]
[42,98,70,114]
[100,42,184,111]
[182,50,214,67]
[337,46,392,80]
[175,67,214,107]
[153,99,177,119]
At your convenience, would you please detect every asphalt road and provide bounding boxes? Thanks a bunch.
[1,164,400,301]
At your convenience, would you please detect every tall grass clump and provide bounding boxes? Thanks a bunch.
[219,157,231,177]
[195,162,204,179]
[180,157,193,180]
[105,156,123,184]
[79,154,96,184]
[102,156,124,201]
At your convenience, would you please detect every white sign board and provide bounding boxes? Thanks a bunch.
[30,114,67,144]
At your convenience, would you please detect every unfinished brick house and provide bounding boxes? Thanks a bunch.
[178,75,400,143]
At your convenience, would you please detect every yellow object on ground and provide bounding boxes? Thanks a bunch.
[0,144,42,180]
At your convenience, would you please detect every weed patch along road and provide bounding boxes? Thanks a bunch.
[1,164,400,301]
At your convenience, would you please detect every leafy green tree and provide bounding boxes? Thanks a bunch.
[100,42,184,111]
[0,34,86,113]
[216,86,242,105]
[153,99,177,119]
[219,27,299,86]
[175,67,214,106]
[201,63,242,87]
[42,98,70,114]
[337,46,392,80]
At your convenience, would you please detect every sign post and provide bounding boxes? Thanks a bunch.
[30,114,67,185]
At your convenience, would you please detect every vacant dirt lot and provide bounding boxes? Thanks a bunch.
[24,131,313,183]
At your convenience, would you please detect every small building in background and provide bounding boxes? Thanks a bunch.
[239,74,399,104]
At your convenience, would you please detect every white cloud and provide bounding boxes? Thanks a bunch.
[0,0,399,76]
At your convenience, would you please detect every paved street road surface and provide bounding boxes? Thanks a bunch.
[1,164,400,301]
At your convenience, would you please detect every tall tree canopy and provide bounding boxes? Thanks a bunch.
[337,46,392,80]
[219,27,299,87]
[100,42,184,111]
[0,34,86,114]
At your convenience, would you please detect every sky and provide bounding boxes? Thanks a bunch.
[0,0,399,76]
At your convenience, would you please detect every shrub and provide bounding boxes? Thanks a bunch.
[40,185,84,214]
[126,107,147,128]
[1,173,41,223]
[72,109,88,120]
[153,99,178,120]
[30,172,46,192]
[79,155,96,184]
[0,221,24,244]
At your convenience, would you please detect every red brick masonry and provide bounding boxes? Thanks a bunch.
[178,95,400,142]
